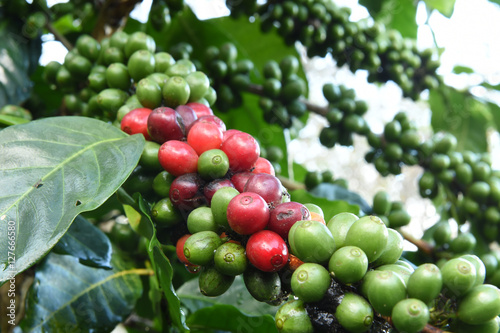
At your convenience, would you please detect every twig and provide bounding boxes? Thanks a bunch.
[45,21,73,50]
[399,229,434,257]
[278,175,305,191]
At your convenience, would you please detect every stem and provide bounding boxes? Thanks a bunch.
[45,19,73,51]
[399,229,434,257]
[278,176,305,191]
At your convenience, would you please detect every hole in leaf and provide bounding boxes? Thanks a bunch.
[75,200,82,206]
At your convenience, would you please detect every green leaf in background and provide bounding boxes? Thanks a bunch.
[424,0,457,17]
[0,21,41,105]
[52,215,112,269]
[452,65,474,74]
[0,114,30,127]
[17,252,145,332]
[310,184,372,214]
[186,304,278,333]
[178,275,278,318]
[290,189,360,221]
[359,0,418,39]
[0,117,145,284]
[429,86,492,152]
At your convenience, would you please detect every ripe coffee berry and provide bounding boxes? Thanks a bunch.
[186,102,213,117]
[268,201,311,239]
[203,178,235,205]
[121,108,152,140]
[244,173,283,206]
[147,107,185,144]
[246,230,289,272]
[194,115,226,132]
[187,121,224,155]
[169,173,206,211]
[175,105,198,133]
[252,157,275,175]
[227,192,270,235]
[230,172,253,192]
[221,132,260,172]
[158,140,198,176]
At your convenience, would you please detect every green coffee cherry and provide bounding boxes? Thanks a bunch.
[275,299,313,333]
[187,207,217,234]
[162,76,190,108]
[183,231,222,266]
[344,215,388,263]
[391,298,429,333]
[214,242,248,276]
[291,263,331,303]
[211,187,240,229]
[462,254,486,287]
[326,212,359,249]
[457,284,500,325]
[371,228,403,267]
[441,257,477,297]
[151,198,182,228]
[186,71,210,102]
[363,270,406,316]
[372,191,391,216]
[96,88,128,114]
[124,31,156,58]
[407,263,443,304]
[140,141,162,171]
[136,77,162,109]
[376,264,412,286]
[198,266,234,297]
[288,220,336,264]
[243,266,281,303]
[197,149,229,180]
[328,246,368,284]
[154,52,175,72]
[335,293,374,333]
[127,50,155,82]
[152,171,175,198]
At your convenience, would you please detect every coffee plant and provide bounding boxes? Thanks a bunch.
[1,0,500,332]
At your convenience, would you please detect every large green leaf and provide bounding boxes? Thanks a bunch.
[126,193,189,332]
[177,275,278,318]
[290,189,360,221]
[424,0,457,17]
[429,86,492,152]
[52,215,112,269]
[186,304,278,333]
[17,252,144,332]
[0,117,145,284]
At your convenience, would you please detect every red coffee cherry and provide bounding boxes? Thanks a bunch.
[246,230,289,272]
[186,102,213,118]
[204,178,235,205]
[193,115,226,132]
[252,157,275,176]
[121,107,152,140]
[227,192,270,235]
[221,132,260,172]
[269,202,311,239]
[187,121,224,155]
[158,140,198,176]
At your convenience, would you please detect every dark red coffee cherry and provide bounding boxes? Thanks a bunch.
[147,107,185,143]
[244,173,283,207]
[158,140,198,176]
[175,105,198,134]
[268,202,311,239]
[169,173,206,212]
[230,171,253,192]
[227,192,270,235]
[246,230,289,272]
[204,178,235,205]
[221,132,260,172]
[121,107,152,140]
